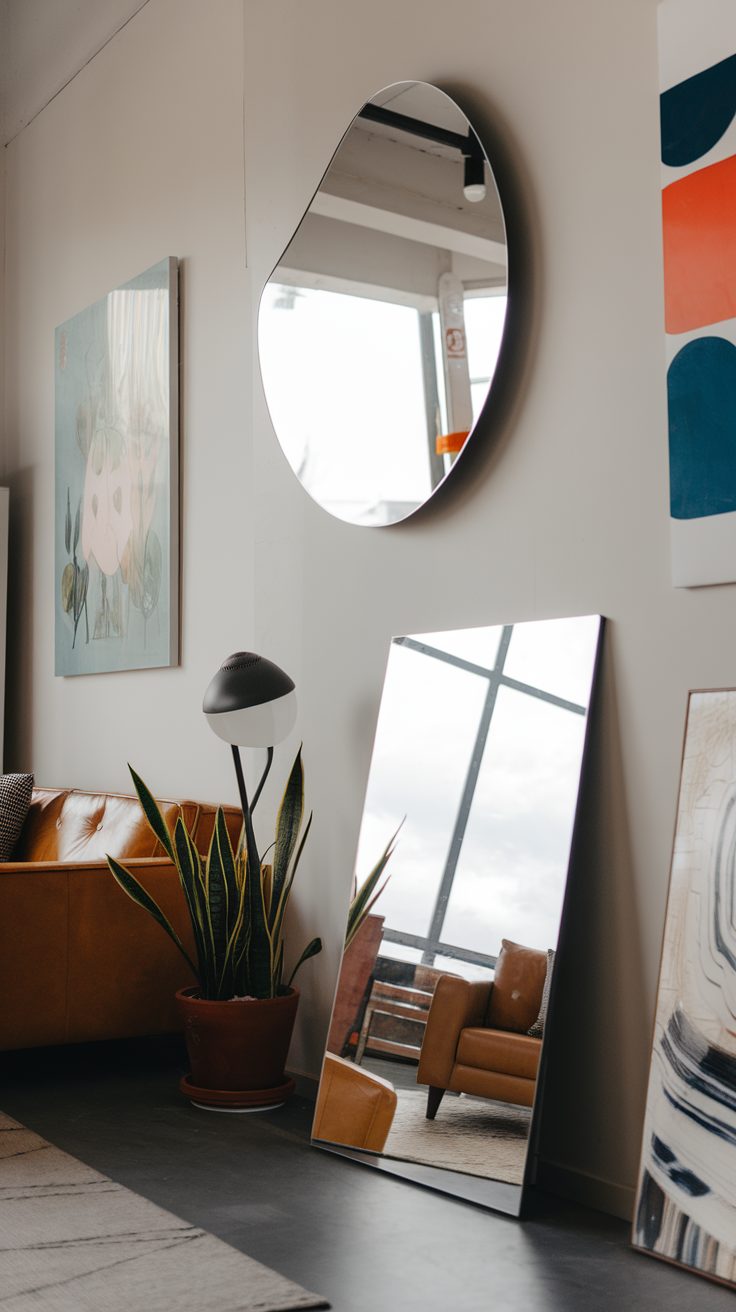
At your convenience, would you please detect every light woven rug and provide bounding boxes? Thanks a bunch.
[383,1089,532,1184]
[0,1111,327,1312]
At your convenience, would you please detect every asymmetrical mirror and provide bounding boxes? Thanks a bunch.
[258,81,508,526]
[312,615,602,1214]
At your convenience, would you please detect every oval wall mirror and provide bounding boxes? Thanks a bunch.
[258,81,508,527]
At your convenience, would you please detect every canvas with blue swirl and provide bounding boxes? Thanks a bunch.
[632,690,736,1288]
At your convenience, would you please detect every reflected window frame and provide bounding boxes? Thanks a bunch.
[382,626,588,975]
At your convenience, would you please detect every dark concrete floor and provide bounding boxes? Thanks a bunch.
[0,1036,733,1312]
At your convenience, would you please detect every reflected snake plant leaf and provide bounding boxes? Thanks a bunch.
[287,936,323,988]
[344,822,402,951]
[73,500,80,554]
[107,855,197,978]
[127,765,175,862]
[65,489,72,555]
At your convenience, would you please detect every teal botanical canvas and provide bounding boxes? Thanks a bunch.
[55,258,178,675]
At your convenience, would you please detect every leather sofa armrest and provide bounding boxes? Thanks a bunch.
[416,975,493,1089]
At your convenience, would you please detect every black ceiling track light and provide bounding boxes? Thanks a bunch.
[357,102,486,200]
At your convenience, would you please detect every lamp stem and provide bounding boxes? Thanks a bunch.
[231,744,261,872]
[250,745,274,813]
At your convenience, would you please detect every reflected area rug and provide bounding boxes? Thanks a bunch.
[0,1112,328,1312]
[382,1090,532,1183]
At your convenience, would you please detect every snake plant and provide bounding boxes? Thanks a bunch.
[107,748,321,1001]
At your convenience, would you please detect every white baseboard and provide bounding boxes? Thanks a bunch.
[535,1159,635,1222]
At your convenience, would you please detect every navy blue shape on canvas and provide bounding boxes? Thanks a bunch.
[668,336,736,519]
[661,53,736,167]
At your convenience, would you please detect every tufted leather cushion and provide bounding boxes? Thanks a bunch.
[13,788,69,861]
[485,939,548,1034]
[14,788,241,863]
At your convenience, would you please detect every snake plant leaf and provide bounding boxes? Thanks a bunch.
[261,863,273,921]
[222,864,249,998]
[204,821,230,991]
[212,809,242,997]
[107,855,198,978]
[270,810,313,950]
[73,501,80,553]
[174,816,209,993]
[110,754,320,1003]
[287,936,323,988]
[127,764,175,862]
[65,489,72,554]
[272,938,285,993]
[269,746,304,930]
[215,808,239,931]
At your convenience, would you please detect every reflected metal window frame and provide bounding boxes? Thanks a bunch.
[383,627,587,972]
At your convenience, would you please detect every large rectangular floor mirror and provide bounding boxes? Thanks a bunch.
[312,615,603,1214]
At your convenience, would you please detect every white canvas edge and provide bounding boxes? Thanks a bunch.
[658,0,736,92]
[168,255,180,667]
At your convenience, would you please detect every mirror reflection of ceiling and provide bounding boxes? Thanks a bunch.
[313,615,603,1214]
[258,81,508,527]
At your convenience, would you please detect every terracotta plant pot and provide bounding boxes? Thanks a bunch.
[176,986,299,1110]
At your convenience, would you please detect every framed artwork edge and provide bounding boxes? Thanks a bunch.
[54,256,180,678]
[631,685,736,1290]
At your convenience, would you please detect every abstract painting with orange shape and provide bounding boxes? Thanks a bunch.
[659,2,736,587]
[55,259,179,675]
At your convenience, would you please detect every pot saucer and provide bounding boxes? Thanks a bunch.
[180,1074,295,1112]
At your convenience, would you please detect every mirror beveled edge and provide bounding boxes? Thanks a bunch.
[310,614,604,1216]
[257,79,509,528]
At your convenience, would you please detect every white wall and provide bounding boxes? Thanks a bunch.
[5,0,734,1220]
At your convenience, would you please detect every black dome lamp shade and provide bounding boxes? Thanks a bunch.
[203,651,297,836]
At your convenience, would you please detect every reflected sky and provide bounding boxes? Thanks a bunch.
[354,616,600,968]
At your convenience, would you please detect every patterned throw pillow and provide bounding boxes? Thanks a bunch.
[528,948,555,1038]
[0,774,34,860]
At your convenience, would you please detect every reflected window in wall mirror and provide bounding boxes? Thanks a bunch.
[258,81,508,526]
[313,615,603,1216]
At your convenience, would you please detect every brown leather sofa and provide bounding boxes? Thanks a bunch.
[312,1052,397,1152]
[416,940,548,1118]
[0,786,241,1051]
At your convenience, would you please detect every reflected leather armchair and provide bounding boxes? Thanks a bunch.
[312,1053,397,1152]
[416,940,548,1118]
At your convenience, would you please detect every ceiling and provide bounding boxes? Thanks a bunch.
[0,0,149,146]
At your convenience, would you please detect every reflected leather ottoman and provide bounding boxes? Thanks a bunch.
[312,1052,397,1152]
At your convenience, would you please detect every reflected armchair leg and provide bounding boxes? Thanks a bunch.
[426,1086,445,1120]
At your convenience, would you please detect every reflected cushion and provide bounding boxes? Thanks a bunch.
[485,939,547,1034]
[528,948,555,1037]
[456,1026,541,1081]
[0,774,34,860]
